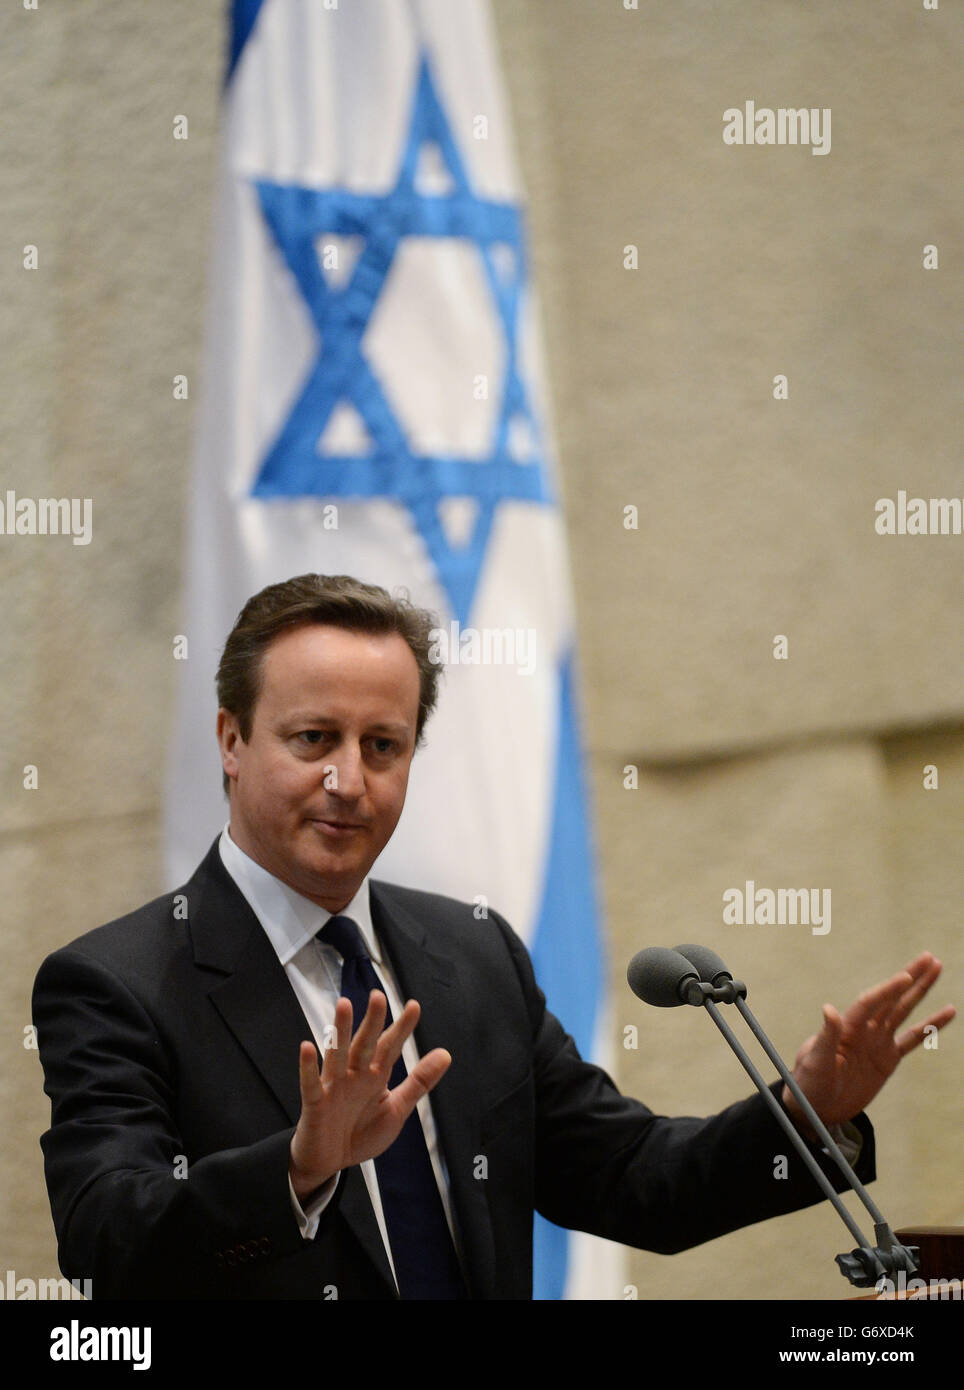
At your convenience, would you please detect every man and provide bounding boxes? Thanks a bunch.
[33,574,954,1300]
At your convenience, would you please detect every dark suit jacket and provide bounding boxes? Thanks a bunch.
[32,838,875,1299]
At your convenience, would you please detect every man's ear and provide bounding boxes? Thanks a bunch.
[216,708,243,783]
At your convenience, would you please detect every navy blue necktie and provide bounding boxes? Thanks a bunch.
[319,915,465,1300]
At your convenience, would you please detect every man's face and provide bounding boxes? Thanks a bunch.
[217,623,421,912]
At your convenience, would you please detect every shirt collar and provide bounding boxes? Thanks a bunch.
[218,824,380,967]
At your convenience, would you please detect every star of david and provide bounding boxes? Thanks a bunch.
[250,54,553,625]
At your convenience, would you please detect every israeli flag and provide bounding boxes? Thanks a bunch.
[165,0,617,1299]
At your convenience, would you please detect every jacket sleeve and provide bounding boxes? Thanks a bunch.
[493,911,876,1255]
[32,945,340,1299]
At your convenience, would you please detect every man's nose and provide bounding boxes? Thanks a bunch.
[324,742,366,799]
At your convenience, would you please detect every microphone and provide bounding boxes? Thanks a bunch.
[626,947,704,1007]
[673,943,746,1005]
[629,943,919,1289]
[627,945,745,1007]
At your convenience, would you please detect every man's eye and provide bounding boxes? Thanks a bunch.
[372,738,395,754]
[298,731,326,745]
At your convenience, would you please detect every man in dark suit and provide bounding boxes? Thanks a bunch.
[33,574,954,1300]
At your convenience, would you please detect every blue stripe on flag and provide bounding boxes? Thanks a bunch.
[529,649,604,1299]
[227,0,266,83]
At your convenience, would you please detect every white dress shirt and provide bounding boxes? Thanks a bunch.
[217,825,459,1290]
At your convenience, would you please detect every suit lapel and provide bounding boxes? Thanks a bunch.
[185,840,396,1294]
[187,840,306,1125]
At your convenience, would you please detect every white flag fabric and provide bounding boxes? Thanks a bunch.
[165,0,619,1299]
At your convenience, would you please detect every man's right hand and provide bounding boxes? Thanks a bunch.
[288,991,451,1203]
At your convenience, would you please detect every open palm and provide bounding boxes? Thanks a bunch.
[782,952,955,1132]
[289,991,451,1202]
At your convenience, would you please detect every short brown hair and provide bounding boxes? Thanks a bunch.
[216,574,442,793]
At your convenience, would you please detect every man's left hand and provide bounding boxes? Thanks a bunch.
[781,951,955,1138]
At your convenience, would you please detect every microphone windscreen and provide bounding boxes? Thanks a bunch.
[627,947,700,1007]
[673,944,732,986]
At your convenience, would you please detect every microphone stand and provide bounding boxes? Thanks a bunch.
[687,974,918,1288]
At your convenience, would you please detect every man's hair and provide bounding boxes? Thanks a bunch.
[216,574,442,793]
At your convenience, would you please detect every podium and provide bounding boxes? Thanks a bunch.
[856,1227,964,1298]
[896,1227,964,1282]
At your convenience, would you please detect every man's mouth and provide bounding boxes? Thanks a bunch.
[309,817,365,838]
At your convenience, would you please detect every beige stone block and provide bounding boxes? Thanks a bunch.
[0,1,222,836]
[881,730,964,1224]
[494,0,964,758]
[0,815,164,1284]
